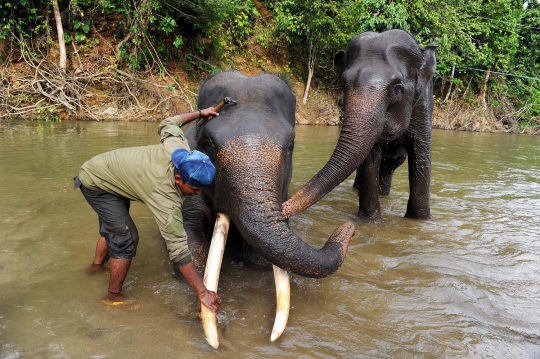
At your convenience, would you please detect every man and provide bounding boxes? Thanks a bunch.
[74,107,219,312]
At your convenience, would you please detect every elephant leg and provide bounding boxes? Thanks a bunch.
[221,226,272,270]
[353,171,361,190]
[183,196,214,274]
[404,136,432,220]
[242,245,272,270]
[187,230,211,275]
[378,164,395,196]
[357,145,382,220]
[379,145,407,195]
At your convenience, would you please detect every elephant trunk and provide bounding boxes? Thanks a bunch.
[236,207,354,278]
[283,89,385,217]
[215,135,354,278]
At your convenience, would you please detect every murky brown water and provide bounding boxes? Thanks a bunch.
[1,121,539,358]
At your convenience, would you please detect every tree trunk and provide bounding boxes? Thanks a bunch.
[480,68,490,112]
[302,61,313,105]
[51,0,67,73]
[444,65,455,102]
[302,45,315,105]
[463,75,473,98]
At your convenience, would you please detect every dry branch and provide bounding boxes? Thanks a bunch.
[0,40,193,121]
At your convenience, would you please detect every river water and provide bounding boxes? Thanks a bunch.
[1,121,539,358]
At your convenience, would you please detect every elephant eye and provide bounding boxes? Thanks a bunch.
[202,139,214,153]
[287,142,294,155]
[392,82,404,96]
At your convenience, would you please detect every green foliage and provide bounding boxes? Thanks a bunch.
[509,4,540,123]
[403,0,539,126]
[270,0,409,82]
[36,103,60,122]
[73,19,90,41]
[0,0,539,125]
[0,0,45,40]
[87,0,260,71]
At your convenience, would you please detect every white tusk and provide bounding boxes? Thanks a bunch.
[201,212,230,349]
[270,265,290,341]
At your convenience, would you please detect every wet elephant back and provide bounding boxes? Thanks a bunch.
[197,71,296,129]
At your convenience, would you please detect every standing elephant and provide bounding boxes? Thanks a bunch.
[283,29,437,220]
[353,141,407,196]
[181,71,355,346]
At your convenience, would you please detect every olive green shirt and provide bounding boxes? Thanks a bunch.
[78,115,193,265]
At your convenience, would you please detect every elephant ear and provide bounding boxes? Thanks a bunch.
[334,50,347,83]
[414,45,438,101]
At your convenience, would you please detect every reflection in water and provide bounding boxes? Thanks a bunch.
[1,121,539,358]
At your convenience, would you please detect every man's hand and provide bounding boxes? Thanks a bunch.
[200,107,219,120]
[179,107,219,125]
[199,289,219,314]
[178,261,219,314]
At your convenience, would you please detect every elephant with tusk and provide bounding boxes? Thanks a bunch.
[181,71,355,348]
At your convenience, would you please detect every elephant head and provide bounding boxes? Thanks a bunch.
[283,29,437,219]
[182,71,355,346]
[187,71,354,277]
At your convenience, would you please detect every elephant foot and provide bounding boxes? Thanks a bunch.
[378,186,391,196]
[357,209,382,222]
[404,210,433,220]
[405,203,432,220]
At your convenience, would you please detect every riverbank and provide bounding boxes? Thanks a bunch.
[1,40,537,134]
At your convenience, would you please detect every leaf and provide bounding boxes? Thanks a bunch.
[173,35,183,48]
[75,33,86,42]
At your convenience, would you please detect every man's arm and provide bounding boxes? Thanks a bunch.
[178,261,219,314]
[157,107,219,141]
[179,107,219,126]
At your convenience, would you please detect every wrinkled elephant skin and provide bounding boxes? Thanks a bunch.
[283,29,437,221]
[181,71,354,346]
[182,71,354,278]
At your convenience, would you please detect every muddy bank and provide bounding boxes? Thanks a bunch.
[1,52,536,134]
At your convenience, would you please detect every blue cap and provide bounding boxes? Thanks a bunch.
[171,149,215,188]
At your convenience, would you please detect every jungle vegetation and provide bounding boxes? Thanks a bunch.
[0,0,539,132]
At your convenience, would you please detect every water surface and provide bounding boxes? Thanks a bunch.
[1,121,539,358]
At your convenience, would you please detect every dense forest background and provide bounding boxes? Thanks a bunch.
[1,0,539,133]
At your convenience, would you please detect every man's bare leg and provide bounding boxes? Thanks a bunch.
[85,236,110,275]
[102,258,141,309]
[106,258,131,302]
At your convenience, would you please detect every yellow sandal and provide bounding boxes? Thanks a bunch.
[102,298,141,310]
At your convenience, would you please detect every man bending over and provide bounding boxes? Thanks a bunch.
[74,108,219,311]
